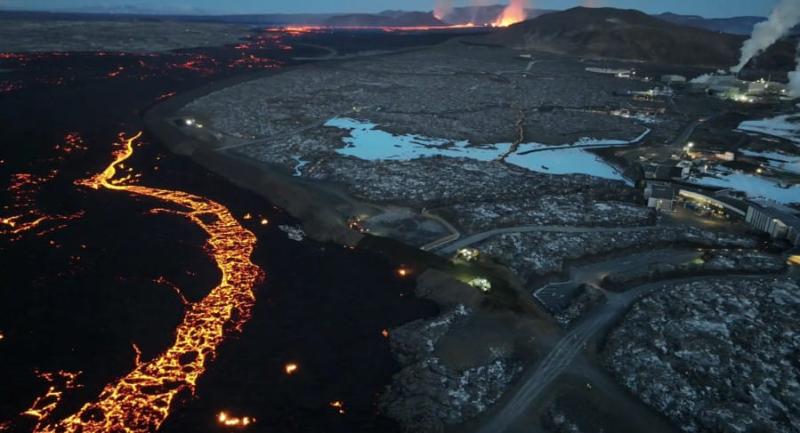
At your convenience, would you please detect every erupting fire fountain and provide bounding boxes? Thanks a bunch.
[491,0,529,27]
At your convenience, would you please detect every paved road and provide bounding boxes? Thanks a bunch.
[668,114,717,147]
[475,293,627,433]
[438,225,653,254]
[475,274,775,433]
[420,209,461,251]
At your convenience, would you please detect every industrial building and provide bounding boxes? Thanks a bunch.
[645,183,676,212]
[643,163,684,181]
[678,188,748,219]
[661,74,687,85]
[746,200,800,246]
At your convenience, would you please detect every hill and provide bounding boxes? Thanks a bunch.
[656,13,766,36]
[323,11,445,28]
[439,5,554,25]
[486,7,745,67]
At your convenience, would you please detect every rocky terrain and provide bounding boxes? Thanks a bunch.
[478,226,757,284]
[0,19,252,52]
[487,7,797,73]
[604,277,800,433]
[448,194,651,233]
[380,305,522,433]
[149,20,800,433]
[601,250,786,289]
[552,284,606,328]
[185,43,661,146]
[301,156,630,209]
[179,42,680,251]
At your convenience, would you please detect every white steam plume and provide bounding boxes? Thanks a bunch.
[789,43,800,97]
[434,0,454,20]
[731,0,800,73]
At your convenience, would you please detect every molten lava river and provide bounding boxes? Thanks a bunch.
[0,28,467,433]
[26,132,263,433]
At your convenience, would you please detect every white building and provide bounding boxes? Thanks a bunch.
[661,74,687,85]
[645,183,676,212]
[746,200,800,246]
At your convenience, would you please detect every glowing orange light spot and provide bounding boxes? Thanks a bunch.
[396,266,412,278]
[260,218,269,225]
[284,363,299,375]
[329,400,346,415]
[243,213,253,220]
[217,411,255,428]
[381,329,389,338]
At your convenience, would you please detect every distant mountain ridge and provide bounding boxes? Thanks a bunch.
[485,7,747,67]
[438,5,554,25]
[0,6,779,36]
[655,13,784,36]
[323,11,445,28]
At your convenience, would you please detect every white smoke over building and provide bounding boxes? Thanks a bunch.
[789,42,800,97]
[731,0,800,73]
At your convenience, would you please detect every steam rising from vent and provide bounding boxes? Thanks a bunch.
[434,0,454,20]
[731,0,800,73]
[790,43,800,97]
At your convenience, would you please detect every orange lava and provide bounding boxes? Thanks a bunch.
[28,132,264,433]
[329,400,346,415]
[269,24,477,33]
[1,133,90,241]
[23,371,82,432]
[284,363,299,375]
[491,0,529,27]
[396,266,412,278]
[217,411,255,428]
[1,171,84,242]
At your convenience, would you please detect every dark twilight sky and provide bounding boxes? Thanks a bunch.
[0,0,779,18]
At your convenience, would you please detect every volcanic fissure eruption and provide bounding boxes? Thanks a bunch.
[492,0,529,27]
[432,0,530,27]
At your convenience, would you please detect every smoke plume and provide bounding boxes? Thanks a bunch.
[731,0,800,73]
[434,0,454,20]
[789,43,800,97]
[493,0,530,27]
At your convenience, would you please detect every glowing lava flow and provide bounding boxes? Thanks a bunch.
[30,132,264,433]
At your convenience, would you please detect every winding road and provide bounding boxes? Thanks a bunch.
[475,274,777,433]
[438,224,653,254]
